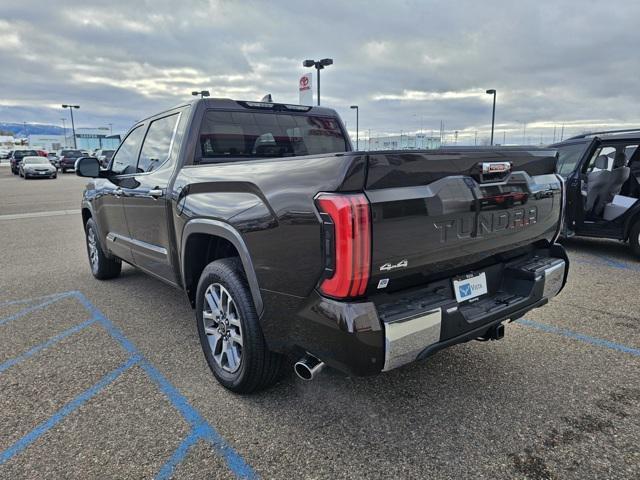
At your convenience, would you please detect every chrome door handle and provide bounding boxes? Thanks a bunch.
[148,189,164,198]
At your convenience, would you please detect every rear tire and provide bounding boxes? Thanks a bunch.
[629,220,640,258]
[85,218,121,279]
[196,258,284,394]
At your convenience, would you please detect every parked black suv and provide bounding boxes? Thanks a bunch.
[76,98,568,393]
[552,129,640,256]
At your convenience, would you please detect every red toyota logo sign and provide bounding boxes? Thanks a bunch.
[299,75,310,90]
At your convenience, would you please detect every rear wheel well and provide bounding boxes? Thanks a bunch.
[184,233,241,306]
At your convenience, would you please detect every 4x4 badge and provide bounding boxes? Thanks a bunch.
[380,259,408,271]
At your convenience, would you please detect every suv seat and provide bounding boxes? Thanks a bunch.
[586,154,630,217]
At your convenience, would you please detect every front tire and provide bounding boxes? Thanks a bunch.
[196,258,284,394]
[629,220,640,258]
[85,218,121,279]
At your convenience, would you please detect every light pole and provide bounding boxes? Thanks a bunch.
[350,105,359,150]
[191,90,210,98]
[60,118,67,146]
[303,58,333,106]
[486,89,496,146]
[62,104,79,149]
[108,123,113,135]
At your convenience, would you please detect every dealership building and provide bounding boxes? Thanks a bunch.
[28,128,121,152]
[367,133,441,151]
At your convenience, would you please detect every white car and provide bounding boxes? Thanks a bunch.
[19,156,57,179]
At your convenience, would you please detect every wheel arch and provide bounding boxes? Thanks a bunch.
[81,202,111,256]
[181,219,263,315]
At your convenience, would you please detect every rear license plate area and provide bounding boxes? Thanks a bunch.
[453,272,488,303]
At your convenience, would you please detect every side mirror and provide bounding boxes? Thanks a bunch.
[75,157,100,178]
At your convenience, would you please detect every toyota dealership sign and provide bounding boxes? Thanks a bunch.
[299,73,313,106]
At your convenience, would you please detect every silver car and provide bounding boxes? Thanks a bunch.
[19,156,57,179]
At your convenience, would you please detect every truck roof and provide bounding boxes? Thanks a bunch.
[561,128,640,143]
[138,98,340,124]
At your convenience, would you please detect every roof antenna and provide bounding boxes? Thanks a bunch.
[261,94,273,102]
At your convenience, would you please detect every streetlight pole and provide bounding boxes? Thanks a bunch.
[62,104,80,149]
[303,58,333,106]
[486,89,496,146]
[109,123,113,135]
[61,118,67,147]
[350,105,359,150]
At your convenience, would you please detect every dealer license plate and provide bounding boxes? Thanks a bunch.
[453,272,488,303]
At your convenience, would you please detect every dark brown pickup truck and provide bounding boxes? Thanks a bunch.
[76,98,568,393]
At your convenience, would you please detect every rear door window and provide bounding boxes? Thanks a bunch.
[137,113,180,173]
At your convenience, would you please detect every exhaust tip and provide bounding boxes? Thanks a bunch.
[294,354,325,381]
[294,362,314,381]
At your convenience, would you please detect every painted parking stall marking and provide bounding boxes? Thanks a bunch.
[516,318,640,357]
[0,291,258,479]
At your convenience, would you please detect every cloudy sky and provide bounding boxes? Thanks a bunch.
[1,0,639,144]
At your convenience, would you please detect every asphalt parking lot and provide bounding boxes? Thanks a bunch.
[0,165,638,479]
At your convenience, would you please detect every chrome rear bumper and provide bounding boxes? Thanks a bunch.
[382,256,567,372]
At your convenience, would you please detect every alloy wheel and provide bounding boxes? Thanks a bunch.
[202,283,243,373]
[87,227,99,273]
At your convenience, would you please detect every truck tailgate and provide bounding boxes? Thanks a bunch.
[364,149,562,292]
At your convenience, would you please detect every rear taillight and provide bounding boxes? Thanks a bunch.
[315,193,371,299]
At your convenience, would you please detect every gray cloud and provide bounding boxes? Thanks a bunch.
[1,0,639,143]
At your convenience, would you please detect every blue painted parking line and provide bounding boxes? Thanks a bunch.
[0,293,74,327]
[155,430,201,480]
[0,291,258,479]
[516,319,640,357]
[0,355,140,466]
[72,292,258,479]
[572,254,640,272]
[591,253,640,272]
[0,292,70,308]
[0,318,95,374]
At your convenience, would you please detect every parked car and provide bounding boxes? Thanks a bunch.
[57,149,84,173]
[76,98,568,393]
[47,152,60,168]
[36,150,48,157]
[19,155,57,179]
[94,149,115,168]
[552,129,640,257]
[0,149,10,160]
[10,150,38,174]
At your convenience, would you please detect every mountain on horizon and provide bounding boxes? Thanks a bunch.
[0,122,65,138]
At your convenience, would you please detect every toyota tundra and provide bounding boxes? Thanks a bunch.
[75,98,569,393]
